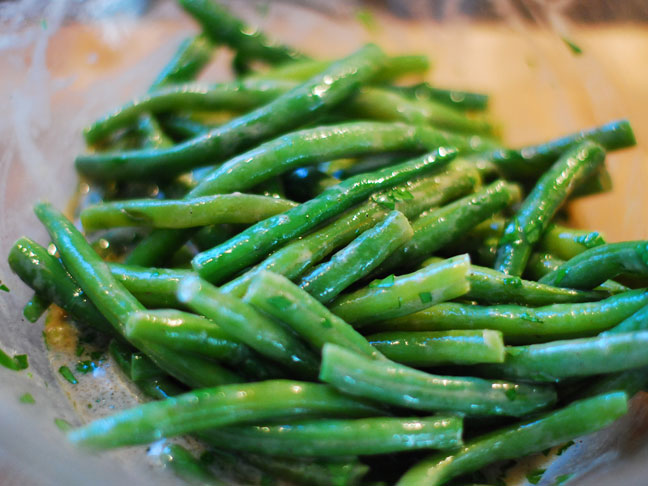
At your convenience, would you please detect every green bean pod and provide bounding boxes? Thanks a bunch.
[330,254,471,326]
[379,180,522,274]
[299,211,413,303]
[396,392,628,486]
[34,203,240,389]
[603,301,648,334]
[539,241,648,290]
[81,194,297,231]
[391,82,489,111]
[481,331,648,382]
[76,44,386,181]
[368,330,505,366]
[150,34,214,89]
[176,276,319,378]
[159,443,223,485]
[22,294,49,323]
[537,223,606,260]
[495,141,606,276]
[320,344,556,417]
[202,416,463,457]
[192,148,457,284]
[243,271,382,359]
[373,289,648,344]
[67,380,383,449]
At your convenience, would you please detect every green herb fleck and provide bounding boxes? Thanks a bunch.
[556,440,574,455]
[505,387,517,401]
[0,347,28,371]
[58,365,78,384]
[355,8,378,32]
[267,295,292,311]
[369,274,395,289]
[54,418,72,432]
[19,393,35,404]
[0,282,9,292]
[527,468,546,485]
[76,360,97,374]
[562,37,582,55]
[75,345,85,357]
[555,473,573,484]
[576,232,604,249]
[418,292,432,304]
[321,319,333,329]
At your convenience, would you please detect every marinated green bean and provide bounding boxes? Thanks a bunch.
[22,294,50,323]
[68,380,383,449]
[76,44,386,181]
[298,211,413,303]
[391,82,489,111]
[330,255,471,326]
[150,34,214,89]
[192,148,457,284]
[320,344,556,417]
[373,289,648,344]
[539,241,648,290]
[494,141,606,276]
[81,194,297,231]
[396,392,627,486]
[160,443,224,485]
[202,416,462,457]
[368,330,505,366]
[603,301,648,334]
[538,223,606,260]
[176,275,320,378]
[243,271,382,359]
[481,331,648,382]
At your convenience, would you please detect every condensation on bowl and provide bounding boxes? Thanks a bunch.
[1,1,647,485]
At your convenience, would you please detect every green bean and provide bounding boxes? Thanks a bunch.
[76,44,386,181]
[151,34,214,89]
[159,114,211,140]
[391,82,489,111]
[603,301,648,334]
[320,343,556,417]
[188,121,487,198]
[539,241,648,290]
[252,55,430,83]
[81,194,297,231]
[179,0,305,65]
[192,148,457,284]
[368,330,505,366]
[125,309,283,380]
[67,380,383,449]
[160,443,224,485]
[243,271,382,360]
[490,119,635,179]
[124,229,193,267]
[130,352,166,381]
[108,263,191,308]
[284,167,340,201]
[299,211,413,303]
[34,203,240,389]
[345,88,494,136]
[330,255,471,326]
[22,293,49,323]
[537,223,607,261]
[481,331,648,382]
[84,79,293,144]
[176,276,319,378]
[378,180,521,274]
[202,416,462,457]
[373,289,648,344]
[396,392,628,486]
[8,237,113,334]
[495,142,606,276]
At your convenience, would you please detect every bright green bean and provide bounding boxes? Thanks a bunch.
[150,34,214,89]
[396,392,628,486]
[22,294,49,323]
[391,82,489,111]
[368,330,505,366]
[495,141,606,276]
[320,344,556,417]
[537,223,606,260]
[243,271,382,359]
[67,380,383,449]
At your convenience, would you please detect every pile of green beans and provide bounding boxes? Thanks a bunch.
[7,1,645,485]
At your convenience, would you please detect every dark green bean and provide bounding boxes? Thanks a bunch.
[539,241,648,290]
[373,289,648,344]
[538,223,606,260]
[175,276,319,378]
[81,194,297,231]
[330,255,471,326]
[67,380,383,449]
[22,294,49,323]
[299,211,413,303]
[160,443,224,485]
[378,180,521,274]
[192,148,457,284]
[396,392,627,486]
[179,0,305,64]
[495,141,606,276]
[391,82,489,111]
[481,331,648,382]
[76,44,386,181]
[243,270,382,359]
[159,114,210,140]
[368,330,505,366]
[320,343,556,417]
[34,203,240,389]
[202,416,462,457]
